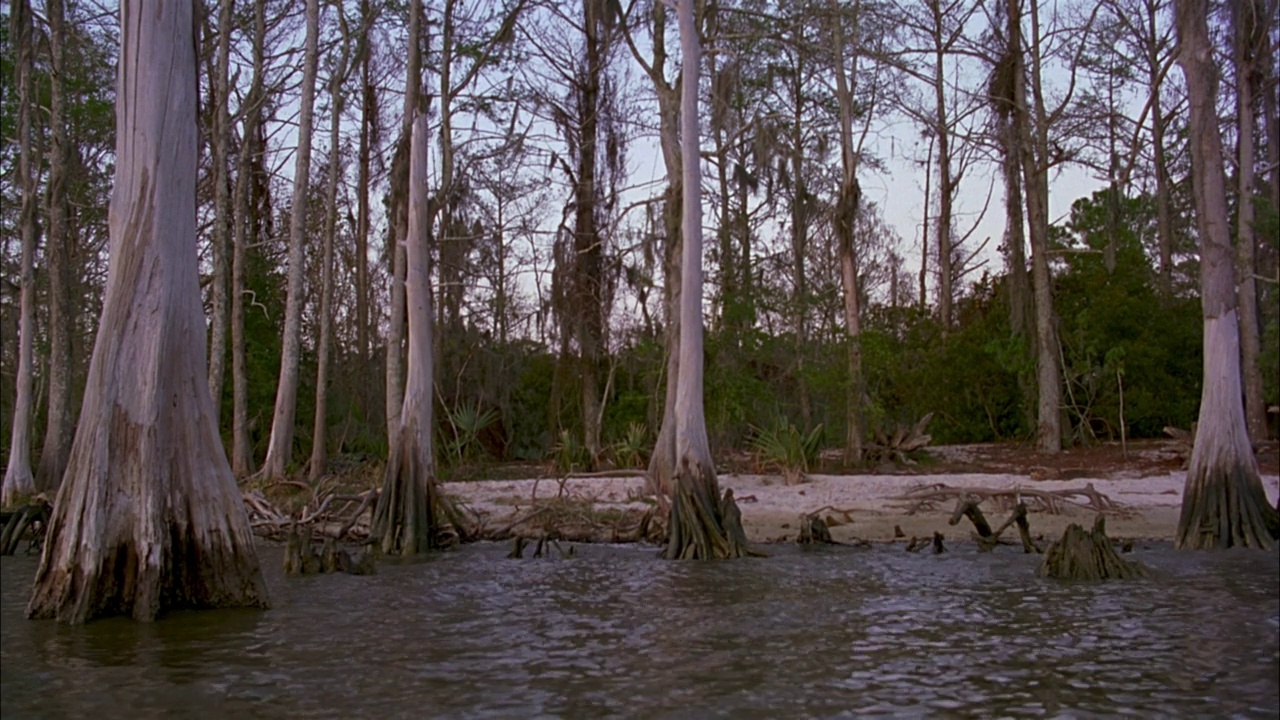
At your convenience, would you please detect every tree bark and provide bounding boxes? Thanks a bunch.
[26,0,269,623]
[831,0,864,464]
[663,0,750,560]
[3,0,38,507]
[261,0,319,480]
[206,0,234,416]
[310,11,351,482]
[37,0,74,491]
[1174,0,1278,550]
[229,0,267,478]
[1010,0,1062,453]
[1233,0,1266,444]
[387,0,422,442]
[370,111,466,554]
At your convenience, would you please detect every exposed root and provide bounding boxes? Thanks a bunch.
[662,459,757,559]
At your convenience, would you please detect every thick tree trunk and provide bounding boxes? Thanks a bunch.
[310,24,350,482]
[261,0,319,480]
[26,0,268,623]
[370,112,466,555]
[662,0,751,560]
[3,0,38,507]
[206,0,234,415]
[387,0,421,442]
[37,0,73,492]
[1174,0,1278,550]
[1233,0,1265,444]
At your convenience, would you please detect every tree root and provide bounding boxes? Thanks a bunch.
[283,523,376,575]
[0,500,51,556]
[1039,515,1147,580]
[662,459,759,559]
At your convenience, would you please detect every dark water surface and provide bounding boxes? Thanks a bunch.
[2,541,1278,719]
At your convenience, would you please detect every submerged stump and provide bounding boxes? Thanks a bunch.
[1039,515,1147,581]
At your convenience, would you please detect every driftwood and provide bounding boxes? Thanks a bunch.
[0,500,51,555]
[868,413,934,464]
[283,523,375,575]
[948,494,995,550]
[891,482,1130,517]
[990,502,1042,553]
[1039,515,1147,580]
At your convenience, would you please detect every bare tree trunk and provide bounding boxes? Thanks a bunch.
[387,0,422,442]
[370,110,466,554]
[206,0,234,414]
[1174,0,1278,550]
[832,0,864,464]
[230,0,267,478]
[3,0,38,506]
[1146,0,1175,298]
[627,0,682,504]
[310,11,352,481]
[663,0,750,560]
[1233,0,1266,443]
[356,0,373,369]
[37,0,73,491]
[1010,0,1061,453]
[262,0,319,480]
[26,0,269,622]
[932,1,954,329]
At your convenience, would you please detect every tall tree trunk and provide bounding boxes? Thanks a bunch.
[37,0,73,491]
[1173,0,1278,550]
[832,0,864,464]
[387,0,422,442]
[1147,0,1175,298]
[310,13,351,481]
[663,0,750,560]
[789,49,812,429]
[933,1,954,329]
[230,0,267,478]
[1010,0,1061,453]
[206,0,234,415]
[26,0,269,622]
[638,0,682,505]
[356,0,373,371]
[3,0,38,506]
[1233,0,1266,443]
[370,110,466,554]
[262,0,319,480]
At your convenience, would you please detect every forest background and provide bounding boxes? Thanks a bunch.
[1,0,1277,487]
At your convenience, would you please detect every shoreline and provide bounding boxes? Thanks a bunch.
[443,470,1280,544]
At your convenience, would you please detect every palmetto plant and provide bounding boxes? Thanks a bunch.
[552,429,591,475]
[750,419,823,485]
[611,422,648,469]
[444,400,499,465]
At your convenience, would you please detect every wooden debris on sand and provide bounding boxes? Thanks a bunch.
[1039,515,1147,580]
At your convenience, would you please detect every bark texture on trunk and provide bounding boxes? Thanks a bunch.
[1233,0,1265,443]
[26,0,268,622]
[662,0,751,560]
[370,113,467,555]
[37,0,74,492]
[1174,0,1278,550]
[262,0,319,480]
[310,25,350,482]
[831,0,863,464]
[3,0,38,507]
[206,0,234,415]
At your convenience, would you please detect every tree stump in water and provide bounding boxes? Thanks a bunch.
[991,502,1042,554]
[797,515,834,544]
[1039,515,1147,580]
[662,460,755,559]
[284,524,375,575]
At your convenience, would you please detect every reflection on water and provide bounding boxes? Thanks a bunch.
[3,541,1277,718]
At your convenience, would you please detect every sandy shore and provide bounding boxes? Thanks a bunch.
[443,470,1280,545]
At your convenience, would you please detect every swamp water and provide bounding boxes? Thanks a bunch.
[2,541,1277,718]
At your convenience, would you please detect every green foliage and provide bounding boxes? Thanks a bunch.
[551,428,591,475]
[750,418,823,481]
[611,422,648,469]
[443,399,499,465]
